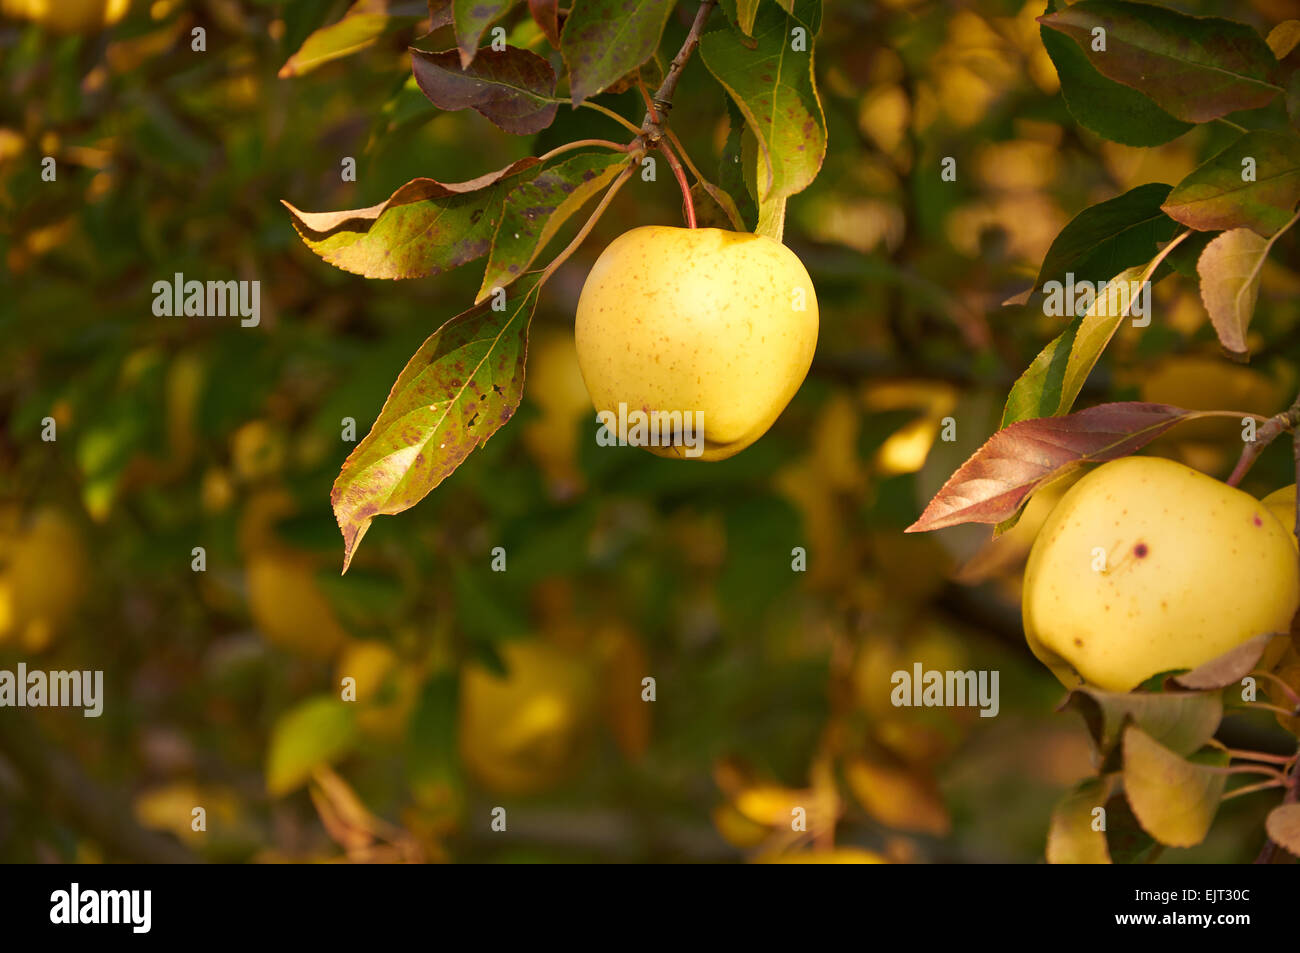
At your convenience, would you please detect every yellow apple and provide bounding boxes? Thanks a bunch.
[458,640,597,795]
[574,226,818,461]
[1023,457,1299,691]
[0,507,88,652]
[1261,484,1296,544]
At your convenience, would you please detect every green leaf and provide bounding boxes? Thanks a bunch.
[282,158,540,279]
[332,281,540,570]
[775,0,820,34]
[1001,317,1080,427]
[1001,264,1147,426]
[452,0,517,68]
[266,696,359,796]
[719,99,758,230]
[1038,4,1192,147]
[410,45,559,135]
[1038,0,1282,124]
[1056,264,1146,415]
[1019,183,1177,306]
[700,3,826,230]
[1162,130,1300,238]
[1047,777,1113,864]
[561,0,677,104]
[477,151,629,301]
[278,0,425,78]
[736,0,760,35]
[1122,728,1227,848]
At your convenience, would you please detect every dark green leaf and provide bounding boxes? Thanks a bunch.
[1038,0,1282,123]
[561,0,676,104]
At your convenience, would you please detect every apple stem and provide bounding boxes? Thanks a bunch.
[660,138,697,228]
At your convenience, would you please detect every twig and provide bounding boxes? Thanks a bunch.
[1225,390,1300,488]
[1255,747,1299,863]
[1252,670,1300,709]
[579,101,643,135]
[536,139,630,163]
[0,709,199,863]
[640,0,718,141]
[1223,779,1286,800]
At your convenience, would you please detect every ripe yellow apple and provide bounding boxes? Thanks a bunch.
[574,226,818,461]
[0,507,88,652]
[1023,457,1299,692]
[458,640,597,795]
[1261,484,1296,544]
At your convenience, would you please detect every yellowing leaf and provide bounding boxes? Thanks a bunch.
[1197,228,1268,359]
[845,756,950,836]
[1122,727,1226,848]
[1046,777,1113,864]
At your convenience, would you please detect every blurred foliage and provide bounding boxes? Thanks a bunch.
[1,0,1297,864]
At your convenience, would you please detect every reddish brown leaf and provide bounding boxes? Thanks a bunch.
[528,0,560,47]
[410,45,559,135]
[906,402,1241,533]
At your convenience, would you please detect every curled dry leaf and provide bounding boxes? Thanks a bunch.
[1165,632,1278,691]
[1062,687,1222,772]
[282,158,539,279]
[1264,803,1300,855]
[907,402,1243,534]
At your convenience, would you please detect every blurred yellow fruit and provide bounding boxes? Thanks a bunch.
[575,226,818,461]
[458,640,598,795]
[245,551,347,658]
[1024,457,1300,691]
[1261,485,1296,545]
[523,329,591,496]
[1,0,131,33]
[1139,356,1281,441]
[0,507,88,652]
[231,420,288,483]
[335,640,421,740]
[756,847,889,864]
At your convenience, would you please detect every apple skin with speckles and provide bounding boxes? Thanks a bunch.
[574,226,818,461]
[1022,457,1299,692]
